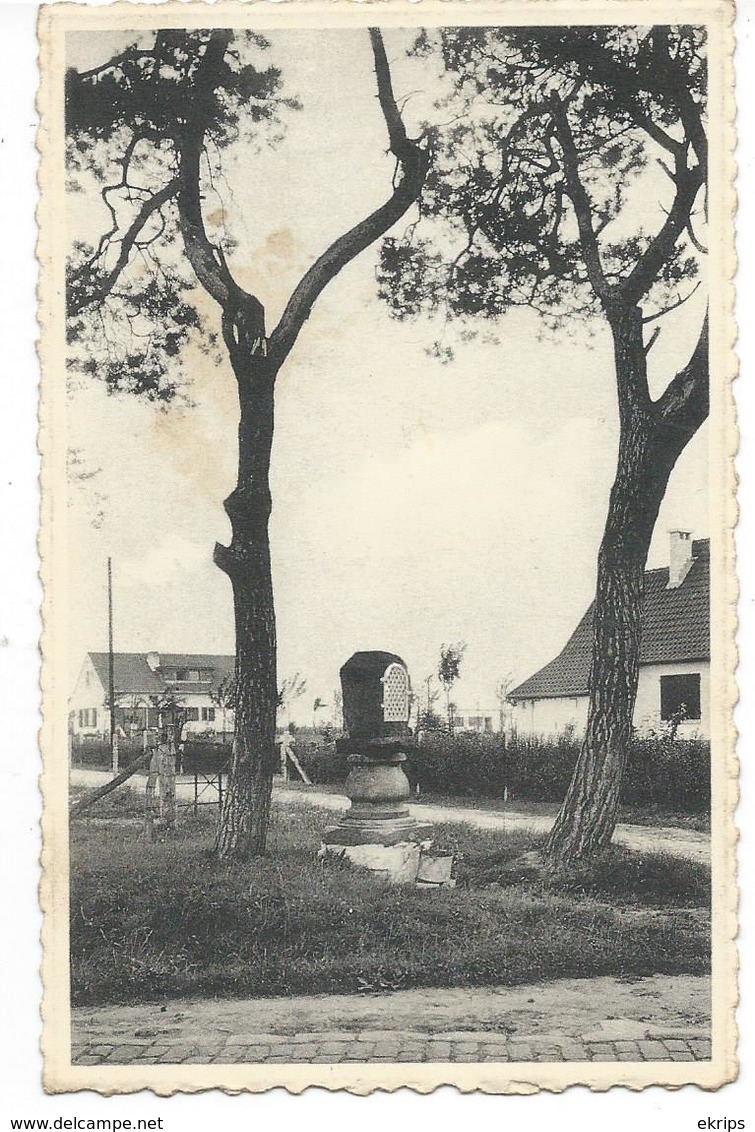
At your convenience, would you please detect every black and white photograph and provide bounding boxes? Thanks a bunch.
[34,0,736,1094]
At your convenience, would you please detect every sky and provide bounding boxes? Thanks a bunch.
[64,26,709,719]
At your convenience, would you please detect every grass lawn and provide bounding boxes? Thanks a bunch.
[70,797,710,1007]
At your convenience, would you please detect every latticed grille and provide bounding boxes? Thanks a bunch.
[381,663,409,722]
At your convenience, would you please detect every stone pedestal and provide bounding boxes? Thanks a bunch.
[322,742,432,867]
[320,650,433,882]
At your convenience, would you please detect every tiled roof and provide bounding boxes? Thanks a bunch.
[89,653,165,695]
[509,539,710,701]
[88,652,235,696]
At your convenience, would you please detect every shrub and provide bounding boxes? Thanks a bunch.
[502,733,580,802]
[70,737,145,769]
[412,731,709,813]
[290,728,710,814]
[294,736,350,785]
[405,731,578,801]
[182,742,232,775]
[623,736,710,811]
[408,732,508,797]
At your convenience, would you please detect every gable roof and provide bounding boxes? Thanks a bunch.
[509,539,710,701]
[89,653,166,695]
[87,652,235,697]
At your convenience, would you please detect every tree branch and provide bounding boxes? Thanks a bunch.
[267,28,429,369]
[642,280,701,324]
[174,30,240,311]
[653,312,708,437]
[563,33,704,169]
[627,104,685,161]
[686,214,708,255]
[646,29,707,175]
[620,155,704,305]
[549,94,614,306]
[68,178,179,316]
[370,27,412,159]
[75,47,155,83]
[88,132,152,267]
[643,325,662,354]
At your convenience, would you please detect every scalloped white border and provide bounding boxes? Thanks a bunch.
[36,0,739,1096]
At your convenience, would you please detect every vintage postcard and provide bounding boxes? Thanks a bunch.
[38,0,737,1095]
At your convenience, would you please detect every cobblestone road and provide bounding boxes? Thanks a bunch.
[72,1028,711,1066]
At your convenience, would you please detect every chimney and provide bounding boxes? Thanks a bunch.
[667,530,693,589]
[146,651,160,671]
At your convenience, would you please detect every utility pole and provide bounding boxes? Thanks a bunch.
[107,557,118,772]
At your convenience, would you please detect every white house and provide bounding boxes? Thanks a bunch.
[450,709,498,734]
[69,651,236,741]
[509,532,710,739]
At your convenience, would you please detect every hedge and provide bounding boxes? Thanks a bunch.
[70,729,710,812]
[69,737,146,769]
[295,730,710,813]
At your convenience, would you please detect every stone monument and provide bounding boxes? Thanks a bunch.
[321,651,432,882]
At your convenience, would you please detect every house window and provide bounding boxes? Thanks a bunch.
[199,668,213,681]
[660,673,701,722]
[484,717,493,732]
[78,708,97,728]
[201,707,215,722]
[185,707,200,721]
[173,668,203,682]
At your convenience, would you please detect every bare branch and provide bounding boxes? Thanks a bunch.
[655,156,676,184]
[369,28,412,157]
[267,28,429,368]
[643,325,661,354]
[628,105,685,161]
[686,215,708,255]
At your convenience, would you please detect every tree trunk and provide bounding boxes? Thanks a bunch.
[544,307,703,867]
[214,357,279,858]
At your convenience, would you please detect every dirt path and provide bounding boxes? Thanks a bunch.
[71,974,711,1066]
[276,788,710,863]
[69,770,709,861]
